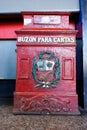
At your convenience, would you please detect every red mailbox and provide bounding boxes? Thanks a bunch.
[13,12,80,115]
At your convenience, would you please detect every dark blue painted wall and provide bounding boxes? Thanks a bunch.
[82,0,87,109]
[76,39,83,107]
[0,80,15,105]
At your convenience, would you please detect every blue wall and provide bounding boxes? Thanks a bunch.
[0,40,16,79]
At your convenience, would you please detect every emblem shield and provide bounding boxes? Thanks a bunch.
[32,51,60,88]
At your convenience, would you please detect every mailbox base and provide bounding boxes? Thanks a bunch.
[13,92,80,115]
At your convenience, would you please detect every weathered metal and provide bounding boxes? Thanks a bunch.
[13,12,80,115]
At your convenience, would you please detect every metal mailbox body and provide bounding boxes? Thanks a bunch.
[13,12,80,115]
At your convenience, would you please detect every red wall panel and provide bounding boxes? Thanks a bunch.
[0,22,23,39]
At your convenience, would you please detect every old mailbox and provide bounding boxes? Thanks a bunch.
[13,12,80,115]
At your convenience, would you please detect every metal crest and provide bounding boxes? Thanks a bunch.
[32,51,60,88]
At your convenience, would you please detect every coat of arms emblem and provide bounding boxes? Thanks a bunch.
[32,51,60,88]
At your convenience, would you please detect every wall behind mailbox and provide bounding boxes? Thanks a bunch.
[0,40,16,79]
[0,0,79,13]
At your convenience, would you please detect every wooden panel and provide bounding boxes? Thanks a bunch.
[62,57,74,80]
